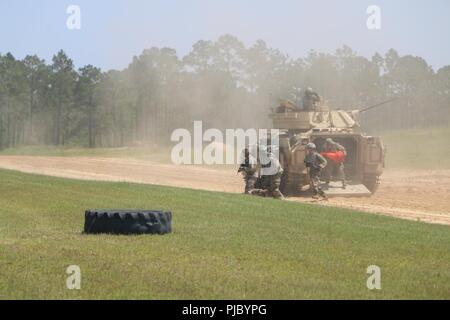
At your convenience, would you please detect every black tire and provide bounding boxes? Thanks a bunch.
[363,174,380,193]
[84,209,172,235]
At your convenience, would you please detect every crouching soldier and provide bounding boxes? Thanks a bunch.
[250,147,285,200]
[264,149,284,199]
[238,148,258,194]
[304,142,328,200]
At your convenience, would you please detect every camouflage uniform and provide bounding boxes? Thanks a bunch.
[322,140,346,187]
[251,152,284,199]
[267,173,284,199]
[238,150,258,194]
[304,151,327,198]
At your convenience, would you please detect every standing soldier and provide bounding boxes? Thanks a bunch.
[304,142,328,199]
[322,138,347,189]
[238,147,258,194]
[302,87,321,111]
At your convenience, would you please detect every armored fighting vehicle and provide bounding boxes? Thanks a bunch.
[270,99,393,197]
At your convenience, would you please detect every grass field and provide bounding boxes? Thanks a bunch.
[381,126,450,169]
[0,145,173,162]
[0,169,449,299]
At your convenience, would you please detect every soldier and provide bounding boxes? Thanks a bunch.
[322,138,347,189]
[302,87,321,111]
[304,142,328,199]
[238,147,258,194]
[250,147,284,199]
[265,149,284,199]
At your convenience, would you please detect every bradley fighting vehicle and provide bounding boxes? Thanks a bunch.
[270,99,394,197]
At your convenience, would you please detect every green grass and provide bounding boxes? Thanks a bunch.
[381,126,450,169]
[0,169,449,299]
[0,145,172,162]
[0,144,236,170]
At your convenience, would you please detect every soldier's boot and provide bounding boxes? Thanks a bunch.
[245,184,255,194]
[272,190,285,200]
[318,189,328,200]
[250,189,265,197]
[245,177,257,194]
[311,188,320,199]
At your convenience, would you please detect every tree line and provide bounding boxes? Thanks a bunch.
[1,34,449,149]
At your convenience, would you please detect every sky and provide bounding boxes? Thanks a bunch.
[0,0,449,71]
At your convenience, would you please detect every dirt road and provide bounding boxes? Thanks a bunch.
[0,156,449,225]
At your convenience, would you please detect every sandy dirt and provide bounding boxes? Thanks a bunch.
[0,156,449,225]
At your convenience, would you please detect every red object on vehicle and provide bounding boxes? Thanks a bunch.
[321,151,346,164]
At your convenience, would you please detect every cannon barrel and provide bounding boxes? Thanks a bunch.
[357,97,398,114]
